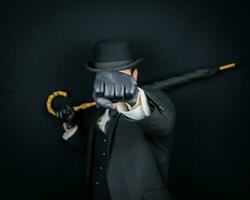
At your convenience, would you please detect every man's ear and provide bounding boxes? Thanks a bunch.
[132,68,138,81]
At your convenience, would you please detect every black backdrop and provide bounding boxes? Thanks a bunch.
[1,0,249,199]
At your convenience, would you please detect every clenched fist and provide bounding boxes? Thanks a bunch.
[55,104,76,129]
[93,71,138,109]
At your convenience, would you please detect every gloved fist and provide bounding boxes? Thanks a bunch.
[55,104,76,129]
[93,70,138,109]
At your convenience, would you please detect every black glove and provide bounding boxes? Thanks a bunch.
[93,71,138,109]
[55,104,76,129]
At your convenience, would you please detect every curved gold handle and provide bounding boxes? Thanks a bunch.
[46,90,96,116]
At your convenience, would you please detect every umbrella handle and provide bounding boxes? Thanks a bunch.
[46,90,96,116]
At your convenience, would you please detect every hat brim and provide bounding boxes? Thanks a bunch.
[84,57,144,72]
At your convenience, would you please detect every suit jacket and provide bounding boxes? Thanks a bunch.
[64,89,176,200]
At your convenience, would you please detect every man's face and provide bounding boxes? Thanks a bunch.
[119,68,138,81]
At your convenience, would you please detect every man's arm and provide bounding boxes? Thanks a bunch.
[62,125,85,155]
[118,89,176,138]
[55,105,85,154]
[91,70,175,138]
[138,89,175,137]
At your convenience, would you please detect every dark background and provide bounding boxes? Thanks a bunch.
[0,0,249,199]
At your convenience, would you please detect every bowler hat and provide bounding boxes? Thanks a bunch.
[84,39,144,72]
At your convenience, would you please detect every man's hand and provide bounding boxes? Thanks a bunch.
[55,104,76,130]
[93,71,138,109]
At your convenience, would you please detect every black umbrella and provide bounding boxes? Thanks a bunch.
[46,62,238,116]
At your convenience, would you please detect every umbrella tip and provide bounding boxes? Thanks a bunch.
[219,62,238,71]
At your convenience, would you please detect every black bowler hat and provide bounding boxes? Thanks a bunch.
[84,39,144,72]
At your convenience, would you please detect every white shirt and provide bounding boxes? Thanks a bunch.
[62,88,151,140]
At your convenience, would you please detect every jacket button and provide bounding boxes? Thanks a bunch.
[159,105,164,112]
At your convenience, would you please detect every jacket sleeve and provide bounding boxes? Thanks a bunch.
[133,89,176,138]
[61,125,86,155]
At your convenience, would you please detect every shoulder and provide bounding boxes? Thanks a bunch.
[142,89,176,118]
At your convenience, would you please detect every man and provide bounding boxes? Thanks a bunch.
[56,39,176,200]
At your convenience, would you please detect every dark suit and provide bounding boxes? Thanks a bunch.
[65,89,176,200]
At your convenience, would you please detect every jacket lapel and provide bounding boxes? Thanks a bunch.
[106,112,121,162]
[86,108,105,185]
